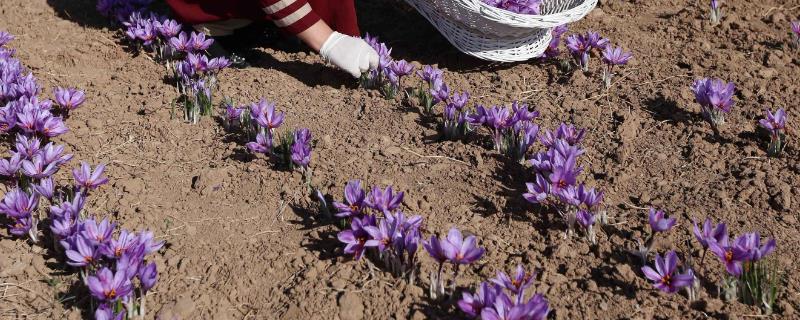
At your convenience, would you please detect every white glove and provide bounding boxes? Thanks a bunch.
[320,32,379,78]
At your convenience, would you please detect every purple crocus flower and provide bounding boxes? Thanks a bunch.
[250,99,284,132]
[691,77,735,127]
[40,115,69,137]
[710,0,722,24]
[734,232,776,261]
[206,57,231,73]
[602,46,632,66]
[224,103,243,122]
[458,282,500,318]
[94,304,125,320]
[333,180,366,218]
[135,230,165,255]
[80,218,116,245]
[417,65,443,83]
[577,185,603,209]
[246,132,272,154]
[72,162,109,191]
[87,267,133,302]
[709,238,750,276]
[50,211,77,239]
[0,188,39,218]
[39,142,74,166]
[566,34,591,72]
[0,152,23,177]
[100,229,137,258]
[138,262,158,292]
[759,108,787,135]
[641,250,694,293]
[65,236,98,267]
[389,59,415,77]
[523,174,550,205]
[648,208,676,233]
[692,217,727,248]
[53,87,86,111]
[14,134,41,159]
[0,31,13,47]
[430,76,450,104]
[792,21,800,46]
[21,155,59,179]
[168,32,191,52]
[541,25,568,59]
[585,31,609,49]
[155,19,182,38]
[8,215,36,238]
[290,139,311,169]
[491,264,534,298]
[365,185,404,213]
[576,210,595,228]
[364,218,397,252]
[442,228,485,265]
[33,177,55,199]
[337,215,375,260]
[423,234,448,264]
[188,32,214,52]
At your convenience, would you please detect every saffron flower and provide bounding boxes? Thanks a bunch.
[53,87,86,111]
[641,250,694,293]
[65,236,98,267]
[482,0,542,15]
[734,232,776,262]
[81,218,116,245]
[139,262,158,292]
[710,0,722,25]
[246,132,272,154]
[601,45,632,88]
[458,282,500,317]
[365,185,404,213]
[250,99,284,134]
[758,108,787,156]
[566,34,591,72]
[709,238,750,276]
[333,180,366,218]
[541,24,568,59]
[364,218,397,252]
[188,32,214,52]
[442,228,485,265]
[168,32,191,53]
[792,21,800,47]
[0,188,39,218]
[691,77,735,129]
[491,264,535,299]
[155,19,181,38]
[692,217,727,248]
[290,128,312,170]
[33,177,55,199]
[95,304,125,320]
[72,161,109,191]
[0,153,23,177]
[337,215,375,260]
[20,155,59,179]
[0,31,13,47]
[648,208,676,233]
[87,267,133,302]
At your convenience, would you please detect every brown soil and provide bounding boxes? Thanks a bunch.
[1,0,799,319]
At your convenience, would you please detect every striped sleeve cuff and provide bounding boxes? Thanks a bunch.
[261,0,321,34]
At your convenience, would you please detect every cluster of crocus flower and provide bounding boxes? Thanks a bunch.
[229,98,314,177]
[691,218,778,309]
[600,45,633,89]
[458,265,550,320]
[709,0,722,25]
[362,34,415,99]
[540,25,569,60]
[482,0,542,15]
[335,181,423,280]
[522,123,605,242]
[416,65,447,115]
[691,77,735,130]
[442,91,473,140]
[1,30,163,319]
[792,21,800,47]
[565,31,609,72]
[96,0,154,24]
[467,102,540,161]
[758,108,787,156]
[424,228,485,299]
[123,11,182,61]
[635,208,677,262]
[171,40,230,124]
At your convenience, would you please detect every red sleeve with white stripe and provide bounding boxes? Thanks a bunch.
[261,0,321,34]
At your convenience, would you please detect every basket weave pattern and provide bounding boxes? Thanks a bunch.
[404,0,598,62]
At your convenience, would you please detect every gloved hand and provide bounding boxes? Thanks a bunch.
[320,32,379,78]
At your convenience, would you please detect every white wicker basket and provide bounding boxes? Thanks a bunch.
[403,0,597,62]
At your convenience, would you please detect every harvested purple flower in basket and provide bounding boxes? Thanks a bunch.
[758,108,787,156]
[482,0,542,15]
